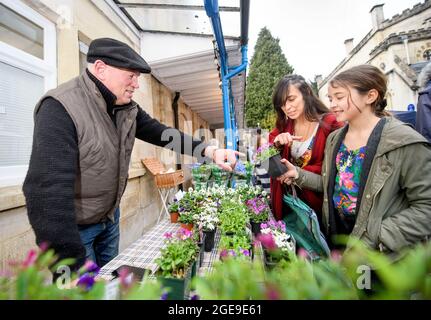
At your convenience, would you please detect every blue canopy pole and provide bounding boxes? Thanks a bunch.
[205,0,249,151]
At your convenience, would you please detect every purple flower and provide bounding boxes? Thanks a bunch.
[268,219,276,228]
[277,220,286,231]
[228,249,237,257]
[81,260,100,274]
[77,273,96,291]
[260,223,268,229]
[240,248,250,257]
[161,292,169,300]
[190,294,200,300]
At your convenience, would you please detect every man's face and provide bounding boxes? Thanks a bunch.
[103,65,140,105]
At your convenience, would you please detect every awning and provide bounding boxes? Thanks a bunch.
[113,0,245,129]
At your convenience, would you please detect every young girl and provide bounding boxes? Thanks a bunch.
[278,65,431,254]
[269,75,343,223]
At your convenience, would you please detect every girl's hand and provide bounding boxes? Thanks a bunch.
[277,159,299,185]
[273,132,302,148]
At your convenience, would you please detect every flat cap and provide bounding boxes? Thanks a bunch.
[87,38,151,74]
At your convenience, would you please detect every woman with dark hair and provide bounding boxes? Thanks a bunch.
[278,65,431,254]
[269,74,343,223]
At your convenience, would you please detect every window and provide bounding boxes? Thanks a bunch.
[0,3,44,59]
[0,0,56,187]
[79,40,89,74]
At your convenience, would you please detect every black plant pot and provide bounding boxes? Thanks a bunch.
[250,221,261,235]
[204,229,216,252]
[263,250,278,270]
[198,234,205,267]
[263,154,288,178]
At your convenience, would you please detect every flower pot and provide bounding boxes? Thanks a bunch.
[234,178,248,187]
[203,229,216,252]
[262,154,288,178]
[158,265,192,300]
[170,212,179,223]
[263,250,278,270]
[191,259,198,279]
[250,221,261,235]
[198,234,205,267]
[180,223,194,231]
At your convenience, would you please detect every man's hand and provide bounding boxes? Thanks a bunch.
[273,132,302,148]
[204,146,244,171]
[276,158,299,185]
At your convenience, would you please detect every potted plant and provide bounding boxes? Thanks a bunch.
[257,220,296,269]
[255,143,287,178]
[245,196,270,235]
[218,200,249,236]
[178,210,196,231]
[168,202,179,223]
[197,202,219,252]
[191,164,212,183]
[233,161,254,186]
[218,232,252,261]
[210,164,231,186]
[155,229,198,300]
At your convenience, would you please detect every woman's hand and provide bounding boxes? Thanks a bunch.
[277,159,299,185]
[273,132,302,148]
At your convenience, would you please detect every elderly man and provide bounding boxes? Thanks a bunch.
[23,38,238,274]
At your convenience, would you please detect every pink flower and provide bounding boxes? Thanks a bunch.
[22,249,38,268]
[118,267,133,289]
[0,269,13,278]
[297,248,309,259]
[219,249,229,261]
[177,228,193,240]
[265,285,281,300]
[330,250,343,262]
[257,234,277,250]
[38,242,49,252]
[164,232,173,239]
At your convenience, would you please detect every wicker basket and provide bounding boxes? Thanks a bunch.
[142,158,185,188]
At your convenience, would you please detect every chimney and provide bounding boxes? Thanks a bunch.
[344,38,354,55]
[315,75,323,87]
[370,4,385,31]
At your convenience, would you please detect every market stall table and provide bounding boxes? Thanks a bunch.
[98,219,225,282]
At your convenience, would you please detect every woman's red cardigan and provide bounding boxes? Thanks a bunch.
[269,113,344,221]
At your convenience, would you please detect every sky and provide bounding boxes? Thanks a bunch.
[247,0,423,81]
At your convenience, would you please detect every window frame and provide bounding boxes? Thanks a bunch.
[0,0,57,187]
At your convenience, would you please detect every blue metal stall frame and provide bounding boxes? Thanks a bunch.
[204,0,250,151]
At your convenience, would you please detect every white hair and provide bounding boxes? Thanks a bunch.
[418,61,431,89]
[87,62,95,71]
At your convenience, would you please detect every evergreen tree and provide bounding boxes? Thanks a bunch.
[245,27,294,130]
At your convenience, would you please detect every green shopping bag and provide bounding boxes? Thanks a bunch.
[282,186,330,260]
